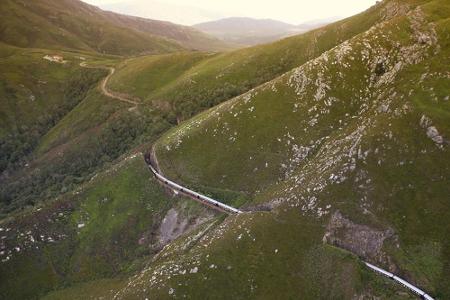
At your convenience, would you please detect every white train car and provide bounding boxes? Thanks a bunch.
[364,262,434,300]
[146,157,242,215]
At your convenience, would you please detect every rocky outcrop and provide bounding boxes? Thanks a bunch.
[144,205,215,253]
[420,115,445,147]
[323,211,397,268]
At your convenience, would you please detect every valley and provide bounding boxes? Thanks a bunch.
[0,0,449,299]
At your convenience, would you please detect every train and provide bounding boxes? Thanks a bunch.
[144,153,242,215]
[144,154,433,300]
[364,262,434,300]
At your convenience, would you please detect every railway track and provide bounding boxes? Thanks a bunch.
[144,155,434,299]
[144,154,242,215]
[364,262,434,299]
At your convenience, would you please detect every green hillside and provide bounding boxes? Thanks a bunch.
[0,0,448,299]
[0,152,213,299]
[4,0,401,215]
[107,0,428,121]
[153,0,450,298]
[0,44,114,174]
[0,0,227,55]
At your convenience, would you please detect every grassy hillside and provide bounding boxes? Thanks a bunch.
[3,0,400,214]
[0,153,212,299]
[0,0,227,55]
[1,0,448,299]
[153,0,450,298]
[108,0,429,121]
[0,44,113,173]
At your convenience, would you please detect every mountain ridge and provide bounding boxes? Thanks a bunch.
[0,0,229,55]
[0,0,448,299]
[193,17,327,46]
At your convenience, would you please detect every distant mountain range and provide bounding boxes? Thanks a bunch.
[194,17,336,46]
[101,0,225,26]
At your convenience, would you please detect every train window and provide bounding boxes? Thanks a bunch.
[197,196,200,199]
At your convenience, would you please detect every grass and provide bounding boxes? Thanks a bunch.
[0,0,188,56]
[0,156,182,299]
[1,0,449,299]
[153,0,450,297]
[108,0,419,121]
[0,0,230,55]
[112,210,415,299]
[108,52,212,100]
[43,278,126,300]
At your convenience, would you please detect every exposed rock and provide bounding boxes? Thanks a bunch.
[420,114,432,128]
[153,206,215,251]
[159,208,186,246]
[323,211,396,265]
[420,115,445,146]
[426,126,444,145]
[381,1,410,21]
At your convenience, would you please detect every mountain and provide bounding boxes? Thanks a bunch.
[151,0,450,298]
[194,17,328,46]
[0,0,449,299]
[101,0,225,26]
[0,0,228,55]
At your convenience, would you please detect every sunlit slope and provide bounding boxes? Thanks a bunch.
[109,0,430,121]
[0,0,187,56]
[155,0,449,297]
[107,52,212,101]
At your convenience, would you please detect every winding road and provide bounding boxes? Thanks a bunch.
[80,62,140,106]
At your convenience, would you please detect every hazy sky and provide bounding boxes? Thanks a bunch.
[82,0,377,25]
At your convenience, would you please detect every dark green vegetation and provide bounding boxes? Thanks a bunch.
[0,45,108,173]
[0,0,228,55]
[0,155,205,299]
[0,0,449,299]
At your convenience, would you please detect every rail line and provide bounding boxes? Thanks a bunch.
[144,154,242,215]
[144,155,434,299]
[364,262,434,300]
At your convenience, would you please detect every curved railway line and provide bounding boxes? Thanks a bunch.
[364,262,434,300]
[144,153,434,299]
[144,154,242,215]
[84,63,434,300]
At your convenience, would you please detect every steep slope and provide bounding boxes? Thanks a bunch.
[108,0,427,121]
[7,0,399,215]
[104,12,231,52]
[0,152,214,299]
[0,44,111,176]
[152,0,449,298]
[0,0,227,55]
[1,0,448,299]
